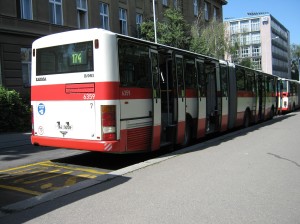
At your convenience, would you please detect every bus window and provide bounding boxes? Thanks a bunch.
[236,67,245,91]
[245,71,255,93]
[184,57,197,89]
[196,61,206,97]
[36,41,93,75]
[118,40,151,88]
[220,66,228,97]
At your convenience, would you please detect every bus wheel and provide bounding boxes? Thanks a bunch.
[243,110,251,128]
[181,119,192,147]
[270,106,274,119]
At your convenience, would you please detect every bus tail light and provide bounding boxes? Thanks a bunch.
[101,105,116,141]
[31,106,34,135]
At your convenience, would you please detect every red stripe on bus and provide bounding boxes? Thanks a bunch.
[237,91,255,97]
[119,87,152,99]
[31,82,120,101]
[31,136,122,153]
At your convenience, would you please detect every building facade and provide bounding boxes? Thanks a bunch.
[225,14,290,78]
[0,0,227,96]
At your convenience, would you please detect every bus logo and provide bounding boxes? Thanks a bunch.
[38,103,46,115]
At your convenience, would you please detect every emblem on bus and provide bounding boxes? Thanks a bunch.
[38,103,46,115]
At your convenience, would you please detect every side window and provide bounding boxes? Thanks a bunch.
[196,61,206,97]
[175,56,185,98]
[236,67,245,91]
[118,40,151,88]
[220,66,228,97]
[185,57,197,89]
[245,71,254,92]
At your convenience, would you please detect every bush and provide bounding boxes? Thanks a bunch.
[0,87,31,132]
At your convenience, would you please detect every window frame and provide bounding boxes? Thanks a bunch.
[119,8,128,35]
[100,2,110,30]
[20,0,33,20]
[49,0,63,25]
[77,0,88,29]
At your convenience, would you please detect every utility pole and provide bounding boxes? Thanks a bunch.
[152,0,158,43]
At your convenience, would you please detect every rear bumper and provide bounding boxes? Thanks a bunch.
[31,135,121,153]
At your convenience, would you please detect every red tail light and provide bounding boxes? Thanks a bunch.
[101,105,116,141]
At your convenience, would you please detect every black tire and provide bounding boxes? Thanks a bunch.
[243,110,251,128]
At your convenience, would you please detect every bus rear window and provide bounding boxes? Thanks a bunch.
[36,41,94,75]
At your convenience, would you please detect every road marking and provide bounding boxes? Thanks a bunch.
[0,160,108,198]
[0,184,42,196]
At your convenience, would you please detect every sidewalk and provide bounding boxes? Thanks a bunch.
[1,113,300,223]
[0,132,31,149]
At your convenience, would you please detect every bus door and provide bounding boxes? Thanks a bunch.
[205,61,221,134]
[220,64,229,132]
[196,59,206,138]
[150,50,161,150]
[159,53,176,145]
[175,55,186,144]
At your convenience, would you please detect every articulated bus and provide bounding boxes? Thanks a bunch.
[31,28,278,153]
[278,78,300,113]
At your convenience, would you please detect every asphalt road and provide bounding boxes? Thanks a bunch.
[1,112,300,223]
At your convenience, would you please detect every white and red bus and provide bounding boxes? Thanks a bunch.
[31,28,278,153]
[278,78,300,113]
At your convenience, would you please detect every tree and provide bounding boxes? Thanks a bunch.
[290,44,300,80]
[190,12,229,59]
[140,8,191,49]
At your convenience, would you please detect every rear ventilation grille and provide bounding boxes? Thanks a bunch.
[127,126,152,151]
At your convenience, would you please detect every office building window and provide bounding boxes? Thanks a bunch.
[252,32,261,44]
[20,0,32,20]
[252,58,261,70]
[77,0,88,29]
[100,2,109,30]
[136,13,143,38]
[251,19,260,31]
[21,48,32,87]
[230,22,239,34]
[119,8,128,35]
[241,47,250,58]
[240,21,249,32]
[252,45,261,57]
[204,2,209,21]
[193,0,198,16]
[49,0,63,25]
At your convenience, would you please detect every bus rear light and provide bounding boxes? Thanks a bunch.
[101,105,116,141]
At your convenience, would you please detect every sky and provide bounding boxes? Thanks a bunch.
[223,0,300,45]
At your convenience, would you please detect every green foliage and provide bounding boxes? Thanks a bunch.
[190,19,228,59]
[141,8,191,49]
[239,58,252,68]
[290,44,300,60]
[0,87,31,132]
